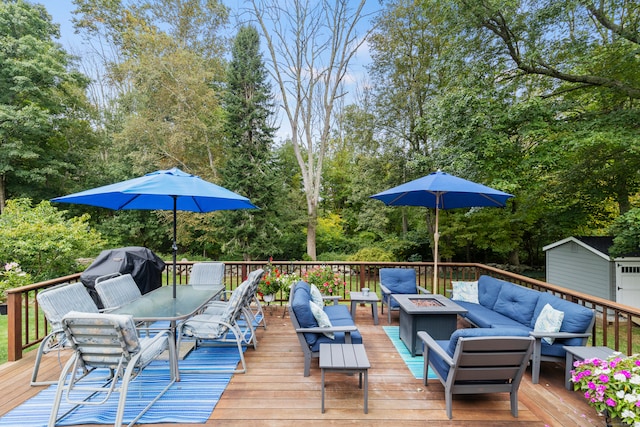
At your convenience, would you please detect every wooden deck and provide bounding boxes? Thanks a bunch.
[0,305,605,426]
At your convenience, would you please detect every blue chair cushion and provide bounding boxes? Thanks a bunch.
[455,301,526,329]
[380,268,417,294]
[531,292,594,333]
[291,281,319,346]
[493,283,540,326]
[310,310,363,352]
[477,275,506,309]
[447,327,530,355]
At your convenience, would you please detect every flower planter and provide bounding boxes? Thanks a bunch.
[263,294,275,303]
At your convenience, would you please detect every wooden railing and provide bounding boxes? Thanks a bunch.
[6,261,640,361]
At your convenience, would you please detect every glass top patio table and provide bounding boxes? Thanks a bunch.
[111,284,224,321]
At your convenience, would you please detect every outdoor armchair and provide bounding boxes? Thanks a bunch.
[31,282,100,386]
[379,268,429,324]
[418,328,533,419]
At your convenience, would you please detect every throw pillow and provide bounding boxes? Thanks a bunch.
[451,281,479,304]
[309,301,334,339]
[534,303,564,344]
[310,284,324,307]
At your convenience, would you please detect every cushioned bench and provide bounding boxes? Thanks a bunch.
[288,281,363,377]
[450,275,595,384]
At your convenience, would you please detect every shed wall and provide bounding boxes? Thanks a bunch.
[545,241,610,299]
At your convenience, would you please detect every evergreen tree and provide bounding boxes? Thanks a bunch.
[217,25,282,260]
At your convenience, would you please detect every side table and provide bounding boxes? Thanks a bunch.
[350,291,380,325]
[564,345,616,390]
[320,343,370,414]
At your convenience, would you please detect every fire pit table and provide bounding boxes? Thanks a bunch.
[394,294,467,356]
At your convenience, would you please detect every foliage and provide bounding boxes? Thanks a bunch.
[0,262,32,302]
[0,199,106,281]
[571,353,640,425]
[609,208,640,258]
[302,265,345,296]
[0,0,92,209]
[347,247,395,262]
[216,25,282,260]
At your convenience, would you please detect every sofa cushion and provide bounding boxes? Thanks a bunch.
[454,301,525,329]
[451,281,479,303]
[323,304,353,322]
[531,292,594,334]
[477,275,506,309]
[309,301,334,339]
[493,283,540,326]
[291,281,319,345]
[310,313,362,352]
[534,303,564,344]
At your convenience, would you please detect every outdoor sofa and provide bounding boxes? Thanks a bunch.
[450,275,595,384]
[289,280,362,376]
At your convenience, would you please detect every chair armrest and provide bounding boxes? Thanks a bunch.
[417,285,430,294]
[529,331,592,340]
[417,331,453,366]
[379,284,391,295]
[322,296,341,305]
[296,325,358,334]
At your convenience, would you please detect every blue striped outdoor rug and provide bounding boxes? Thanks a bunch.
[383,326,436,380]
[0,342,244,426]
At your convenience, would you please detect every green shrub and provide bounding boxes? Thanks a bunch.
[347,247,395,262]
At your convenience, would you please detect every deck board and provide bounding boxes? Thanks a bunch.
[0,305,603,426]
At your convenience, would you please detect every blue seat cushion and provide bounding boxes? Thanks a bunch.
[291,281,319,346]
[310,311,362,352]
[455,301,524,329]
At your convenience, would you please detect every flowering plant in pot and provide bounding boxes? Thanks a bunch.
[570,352,640,426]
[303,265,345,296]
[259,267,282,301]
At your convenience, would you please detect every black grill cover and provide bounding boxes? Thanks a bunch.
[81,246,165,308]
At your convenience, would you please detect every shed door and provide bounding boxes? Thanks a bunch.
[616,264,640,309]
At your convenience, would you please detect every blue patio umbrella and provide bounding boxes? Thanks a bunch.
[370,170,514,293]
[52,167,258,297]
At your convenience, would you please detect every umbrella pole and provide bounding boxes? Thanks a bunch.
[172,196,177,299]
[433,196,440,295]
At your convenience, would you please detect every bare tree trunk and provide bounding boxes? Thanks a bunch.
[249,0,373,260]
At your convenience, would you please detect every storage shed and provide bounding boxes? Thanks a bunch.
[543,236,640,309]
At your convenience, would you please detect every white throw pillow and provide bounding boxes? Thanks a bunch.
[309,301,334,339]
[534,303,564,344]
[451,281,479,303]
[310,284,324,307]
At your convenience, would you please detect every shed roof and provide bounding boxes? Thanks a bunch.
[543,236,640,260]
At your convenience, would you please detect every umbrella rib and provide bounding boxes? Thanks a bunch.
[117,194,142,210]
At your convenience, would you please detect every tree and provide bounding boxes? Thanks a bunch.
[249,0,374,260]
[216,25,282,260]
[609,208,640,258]
[0,198,105,280]
[0,0,90,212]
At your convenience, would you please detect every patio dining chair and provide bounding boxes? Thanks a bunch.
[31,282,100,386]
[189,262,225,290]
[176,274,259,374]
[95,274,142,310]
[48,311,177,427]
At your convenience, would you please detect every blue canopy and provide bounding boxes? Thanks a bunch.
[52,168,257,296]
[370,170,514,293]
[51,167,257,212]
[370,170,513,209]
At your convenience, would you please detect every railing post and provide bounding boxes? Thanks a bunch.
[7,291,22,361]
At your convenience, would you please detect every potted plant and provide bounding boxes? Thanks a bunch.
[0,262,32,315]
[303,265,345,296]
[259,266,282,302]
[570,352,640,426]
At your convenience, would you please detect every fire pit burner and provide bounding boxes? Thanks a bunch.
[409,298,443,307]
